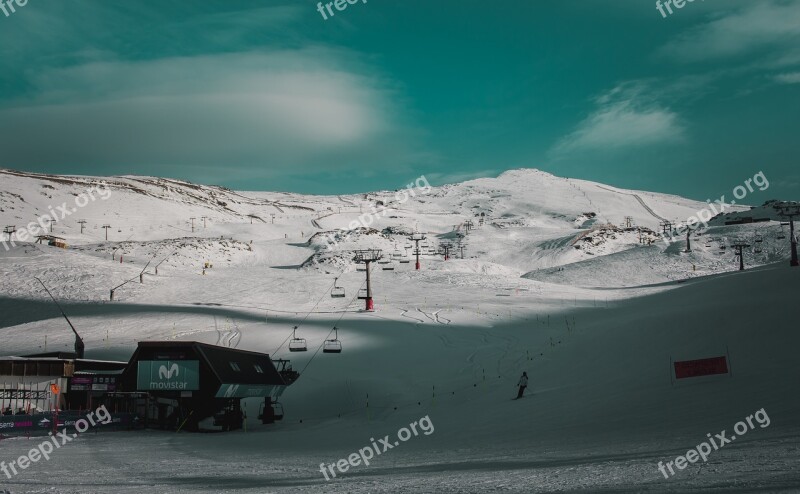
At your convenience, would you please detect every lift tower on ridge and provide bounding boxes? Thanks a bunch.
[776,203,800,267]
[354,249,382,311]
[410,232,426,270]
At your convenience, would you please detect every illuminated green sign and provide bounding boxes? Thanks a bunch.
[137,361,200,391]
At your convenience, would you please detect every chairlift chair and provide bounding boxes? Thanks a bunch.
[777,224,786,240]
[753,234,763,253]
[382,263,395,271]
[323,326,342,354]
[288,326,307,352]
[330,278,346,298]
[258,399,284,422]
[357,288,369,299]
[273,401,284,420]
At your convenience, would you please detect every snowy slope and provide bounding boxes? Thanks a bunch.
[1,257,798,493]
[1,168,798,493]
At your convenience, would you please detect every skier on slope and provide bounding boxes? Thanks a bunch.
[516,372,528,399]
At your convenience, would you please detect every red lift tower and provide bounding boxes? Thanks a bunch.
[441,242,452,260]
[354,249,382,311]
[410,233,426,270]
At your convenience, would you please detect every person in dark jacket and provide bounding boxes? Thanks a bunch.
[516,372,528,399]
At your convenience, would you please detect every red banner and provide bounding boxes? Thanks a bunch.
[674,356,729,379]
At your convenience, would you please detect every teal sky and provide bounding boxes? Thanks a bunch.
[0,0,798,202]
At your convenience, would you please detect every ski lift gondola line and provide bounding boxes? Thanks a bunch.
[299,267,372,375]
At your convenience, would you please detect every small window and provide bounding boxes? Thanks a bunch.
[254,365,264,374]
[229,362,241,371]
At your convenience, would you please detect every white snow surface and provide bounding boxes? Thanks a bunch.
[0,168,798,493]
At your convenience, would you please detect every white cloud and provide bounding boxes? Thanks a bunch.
[0,49,421,179]
[552,83,685,154]
[774,72,800,84]
[659,0,800,64]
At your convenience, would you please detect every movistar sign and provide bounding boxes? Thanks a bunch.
[137,361,199,391]
[215,383,275,398]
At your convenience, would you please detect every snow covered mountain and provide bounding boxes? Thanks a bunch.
[1,167,798,493]
[0,167,776,298]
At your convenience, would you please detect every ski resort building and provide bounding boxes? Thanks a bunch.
[0,342,298,435]
[120,341,297,431]
[0,353,127,412]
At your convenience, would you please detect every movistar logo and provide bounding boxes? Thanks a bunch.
[224,384,240,398]
[159,363,180,380]
[138,360,198,391]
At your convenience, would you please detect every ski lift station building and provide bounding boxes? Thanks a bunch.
[120,341,297,431]
[0,341,297,435]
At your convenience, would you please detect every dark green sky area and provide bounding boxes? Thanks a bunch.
[0,0,798,203]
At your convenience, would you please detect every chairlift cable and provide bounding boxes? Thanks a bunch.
[271,276,341,356]
[298,264,373,374]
